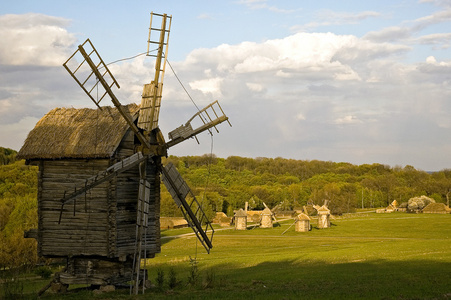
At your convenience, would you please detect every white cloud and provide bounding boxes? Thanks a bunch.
[415,33,451,49]
[246,82,264,92]
[364,7,451,43]
[197,13,213,20]
[296,113,305,120]
[0,116,39,151]
[300,10,381,31]
[0,13,76,66]
[335,115,362,124]
[2,9,451,170]
[237,0,296,13]
[189,77,223,95]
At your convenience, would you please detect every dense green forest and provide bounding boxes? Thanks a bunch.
[0,147,38,269]
[0,147,17,165]
[161,155,451,218]
[1,146,451,269]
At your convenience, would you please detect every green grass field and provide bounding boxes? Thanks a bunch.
[6,212,451,299]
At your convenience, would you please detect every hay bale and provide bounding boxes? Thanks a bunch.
[422,203,451,214]
[160,217,188,229]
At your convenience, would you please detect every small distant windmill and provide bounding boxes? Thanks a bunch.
[19,12,230,294]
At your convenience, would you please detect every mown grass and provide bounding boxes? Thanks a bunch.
[5,213,451,299]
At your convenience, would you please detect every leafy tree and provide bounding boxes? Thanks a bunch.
[0,147,17,165]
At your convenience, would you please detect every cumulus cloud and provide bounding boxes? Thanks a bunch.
[364,6,451,44]
[161,29,451,170]
[189,77,223,95]
[0,13,76,66]
[0,14,85,150]
[197,13,213,20]
[335,115,362,124]
[2,11,451,170]
[414,32,451,48]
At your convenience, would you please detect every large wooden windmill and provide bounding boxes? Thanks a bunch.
[18,12,230,293]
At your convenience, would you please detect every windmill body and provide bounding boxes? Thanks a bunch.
[18,12,230,291]
[18,105,162,286]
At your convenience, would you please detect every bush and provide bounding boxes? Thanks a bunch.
[34,266,52,279]
[407,195,435,211]
[187,257,199,287]
[155,268,165,291]
[168,268,179,289]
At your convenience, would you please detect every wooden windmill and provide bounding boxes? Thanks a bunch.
[19,12,230,293]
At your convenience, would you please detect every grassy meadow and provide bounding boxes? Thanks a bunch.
[5,212,451,299]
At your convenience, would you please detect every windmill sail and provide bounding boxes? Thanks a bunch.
[63,39,155,151]
[162,162,214,253]
[138,82,163,132]
[138,12,172,132]
[166,100,231,148]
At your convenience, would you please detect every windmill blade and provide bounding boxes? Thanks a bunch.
[138,82,163,132]
[161,162,214,253]
[138,13,172,132]
[63,39,154,151]
[63,39,120,108]
[166,100,232,149]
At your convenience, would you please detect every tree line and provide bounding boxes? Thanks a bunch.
[161,155,451,218]
[0,148,38,270]
[0,147,17,166]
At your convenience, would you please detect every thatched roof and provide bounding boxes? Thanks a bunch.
[160,217,188,229]
[18,104,140,159]
[234,208,247,217]
[296,213,310,221]
[262,207,272,215]
[422,203,451,213]
[316,205,330,213]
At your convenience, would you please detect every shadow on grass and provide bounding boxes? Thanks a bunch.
[144,259,451,300]
[5,259,451,299]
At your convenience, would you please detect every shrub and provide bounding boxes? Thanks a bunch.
[407,195,435,211]
[155,268,165,291]
[187,257,199,287]
[34,266,52,279]
[168,268,179,289]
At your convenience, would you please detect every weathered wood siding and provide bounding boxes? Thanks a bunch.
[33,127,161,260]
[295,219,310,232]
[235,216,247,230]
[317,214,330,229]
[39,159,110,257]
[115,129,161,258]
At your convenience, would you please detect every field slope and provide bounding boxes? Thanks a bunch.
[14,212,451,299]
[149,213,451,299]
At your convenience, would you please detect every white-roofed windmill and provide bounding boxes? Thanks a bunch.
[25,12,230,294]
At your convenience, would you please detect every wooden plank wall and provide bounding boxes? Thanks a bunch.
[39,159,110,257]
[115,129,161,258]
[35,128,161,259]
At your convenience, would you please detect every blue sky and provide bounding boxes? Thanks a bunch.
[1,0,451,170]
